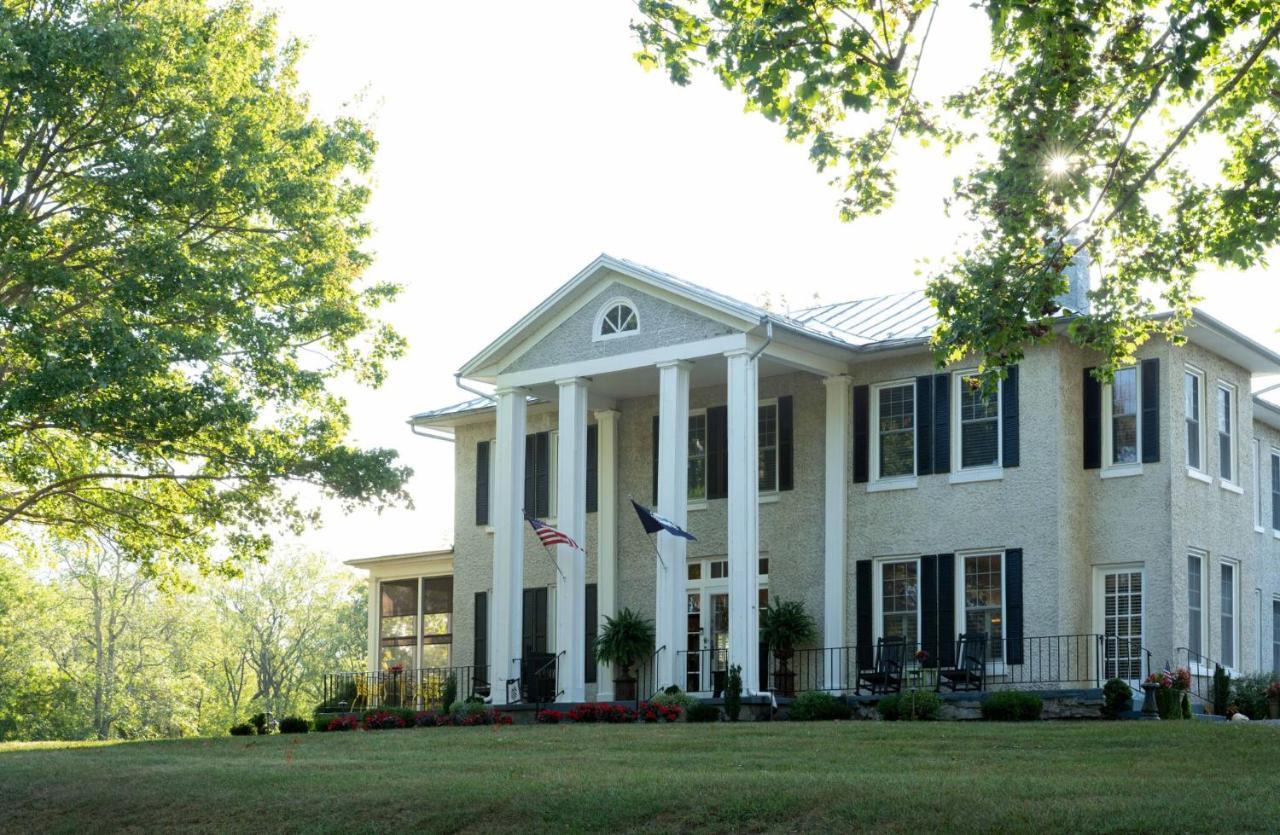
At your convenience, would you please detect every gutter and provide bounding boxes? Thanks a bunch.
[455,372,498,403]
[748,317,774,362]
[409,422,455,443]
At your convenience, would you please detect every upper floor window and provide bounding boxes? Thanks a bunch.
[594,298,639,340]
[1271,449,1280,535]
[954,373,1000,471]
[1221,560,1239,669]
[873,381,915,481]
[1185,367,1205,472]
[1107,367,1139,465]
[688,411,707,502]
[758,401,780,493]
[1217,383,1236,484]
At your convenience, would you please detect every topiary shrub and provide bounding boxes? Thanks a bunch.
[789,691,853,721]
[724,664,743,722]
[278,716,310,734]
[684,702,721,723]
[229,722,255,736]
[1212,664,1231,716]
[441,673,458,713]
[877,689,941,721]
[1102,678,1133,718]
[249,712,270,735]
[980,691,1043,721]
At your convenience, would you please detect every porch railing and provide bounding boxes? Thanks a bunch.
[512,651,564,707]
[320,665,488,713]
[1174,646,1226,705]
[634,644,666,704]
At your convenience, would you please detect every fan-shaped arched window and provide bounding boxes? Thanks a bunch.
[594,298,640,341]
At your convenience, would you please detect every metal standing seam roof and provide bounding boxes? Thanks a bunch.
[790,289,937,345]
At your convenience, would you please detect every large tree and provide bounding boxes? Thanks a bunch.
[0,0,409,577]
[634,1,1280,376]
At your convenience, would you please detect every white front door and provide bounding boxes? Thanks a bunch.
[683,557,768,694]
[1095,566,1145,683]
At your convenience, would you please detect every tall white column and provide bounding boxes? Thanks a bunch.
[594,409,620,699]
[823,374,853,690]
[725,349,760,695]
[490,387,527,705]
[366,578,379,673]
[555,377,589,703]
[655,360,692,689]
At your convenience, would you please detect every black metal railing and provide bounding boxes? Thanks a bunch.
[634,645,666,704]
[1174,646,1226,704]
[513,651,564,708]
[320,665,488,712]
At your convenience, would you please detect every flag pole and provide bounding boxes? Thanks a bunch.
[524,510,567,580]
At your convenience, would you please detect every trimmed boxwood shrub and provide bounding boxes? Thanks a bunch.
[1102,678,1132,718]
[229,722,255,736]
[980,691,1043,721]
[684,702,721,723]
[278,716,310,734]
[877,689,941,721]
[789,691,853,721]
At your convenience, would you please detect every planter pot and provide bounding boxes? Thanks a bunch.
[614,675,636,702]
[1269,697,1279,720]
[1155,687,1181,720]
[773,670,797,698]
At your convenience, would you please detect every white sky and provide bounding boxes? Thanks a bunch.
[265,0,1280,565]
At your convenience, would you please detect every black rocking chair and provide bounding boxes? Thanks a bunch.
[939,632,988,692]
[858,637,906,695]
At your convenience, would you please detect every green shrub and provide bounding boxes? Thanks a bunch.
[450,700,488,722]
[651,689,698,713]
[1212,665,1231,716]
[877,689,941,721]
[364,707,416,727]
[980,691,1043,721]
[278,716,310,734]
[789,691,853,721]
[441,673,458,712]
[724,664,743,722]
[1229,673,1279,720]
[684,702,721,723]
[1102,678,1132,719]
[229,723,254,736]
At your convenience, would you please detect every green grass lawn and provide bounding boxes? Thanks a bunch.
[1,722,1276,833]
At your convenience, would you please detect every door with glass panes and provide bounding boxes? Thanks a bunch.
[683,557,769,695]
[1095,567,1144,683]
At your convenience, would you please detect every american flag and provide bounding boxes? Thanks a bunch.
[528,518,583,552]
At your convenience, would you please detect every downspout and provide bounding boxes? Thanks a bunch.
[748,317,774,362]
[455,372,497,403]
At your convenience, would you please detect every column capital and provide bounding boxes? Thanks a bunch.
[554,376,591,388]
[723,348,755,360]
[494,385,528,398]
[593,408,621,422]
[655,359,693,371]
[822,374,854,391]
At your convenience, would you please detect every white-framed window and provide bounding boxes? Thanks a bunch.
[951,372,1001,478]
[958,552,1005,662]
[871,380,916,484]
[875,557,920,646]
[1095,564,1145,682]
[378,575,453,671]
[1254,440,1265,531]
[1102,366,1141,474]
[1187,550,1206,659]
[688,410,707,503]
[593,298,639,341]
[1272,597,1279,673]
[1272,449,1280,536]
[758,399,780,494]
[1221,559,1239,669]
[1185,366,1206,473]
[1217,383,1237,485]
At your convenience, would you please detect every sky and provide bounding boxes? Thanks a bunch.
[264,1,1280,566]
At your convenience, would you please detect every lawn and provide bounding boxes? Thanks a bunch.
[1,722,1276,833]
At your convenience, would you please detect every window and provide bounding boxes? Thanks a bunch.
[1188,552,1204,658]
[873,381,916,480]
[1255,440,1264,529]
[963,554,1004,662]
[595,299,638,339]
[879,559,920,646]
[1273,599,1279,673]
[1272,450,1280,534]
[955,373,1000,470]
[688,411,707,502]
[380,576,453,671]
[1218,384,1236,483]
[1221,561,1238,669]
[758,401,779,493]
[1185,368,1204,471]
[379,579,418,670]
[1100,568,1144,681]
[1107,367,1140,465]
[420,577,453,669]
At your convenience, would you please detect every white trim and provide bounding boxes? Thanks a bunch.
[948,466,1003,485]
[1092,563,1147,685]
[1254,438,1264,531]
[1187,549,1208,662]
[1220,480,1244,495]
[757,397,781,497]
[592,296,641,342]
[1101,365,1141,473]
[954,550,1008,671]
[1271,447,1280,537]
[822,374,851,689]
[872,555,923,645]
[1219,557,1240,671]
[950,370,1002,475]
[1186,467,1214,484]
[1217,381,1238,487]
[496,333,748,389]
[1185,364,1207,475]
[869,379,918,485]
[1100,463,1143,479]
[867,476,919,492]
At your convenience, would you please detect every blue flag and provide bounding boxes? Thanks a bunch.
[630,499,696,541]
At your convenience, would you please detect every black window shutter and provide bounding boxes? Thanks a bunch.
[522,587,548,655]
[1002,365,1020,468]
[707,405,728,500]
[474,591,488,676]
[1005,549,1024,665]
[933,374,951,474]
[1141,358,1160,463]
[524,434,535,517]
[937,553,956,666]
[778,395,795,491]
[651,415,660,504]
[475,441,490,526]
[1083,368,1102,469]
[535,433,550,518]
[586,425,599,513]
[856,560,873,669]
[921,555,938,666]
[585,583,598,684]
[853,385,870,483]
[916,376,934,475]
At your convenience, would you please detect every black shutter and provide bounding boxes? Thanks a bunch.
[586,425,599,513]
[474,591,488,678]
[707,405,728,500]
[937,553,956,667]
[778,395,795,491]
[651,415,660,504]
[475,441,490,526]
[1002,365,1020,468]
[856,560,873,669]
[916,376,934,475]
[933,374,950,474]
[1083,368,1102,469]
[921,555,938,667]
[534,432,550,518]
[1141,358,1160,463]
[853,385,869,483]
[585,583,598,684]
[1005,549,1024,665]
[522,588,548,655]
[1272,452,1280,531]
[524,434,535,517]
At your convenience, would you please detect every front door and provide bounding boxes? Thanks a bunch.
[683,557,770,695]
[1096,567,1144,683]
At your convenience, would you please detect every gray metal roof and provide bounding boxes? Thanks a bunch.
[791,290,936,346]
[409,395,542,422]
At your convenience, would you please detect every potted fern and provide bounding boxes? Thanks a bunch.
[594,608,655,701]
[760,596,817,697]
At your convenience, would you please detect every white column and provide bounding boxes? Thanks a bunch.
[655,360,692,689]
[366,577,379,673]
[594,409,620,699]
[555,377,589,703]
[725,349,760,695]
[822,374,852,690]
[490,387,527,705]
